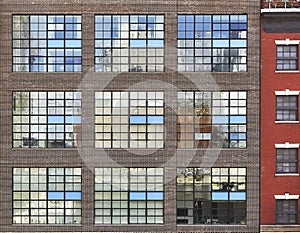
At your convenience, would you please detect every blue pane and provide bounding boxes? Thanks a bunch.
[212,116,228,124]
[148,40,164,47]
[239,15,247,23]
[147,192,164,200]
[55,31,64,39]
[204,15,211,22]
[230,192,246,200]
[65,116,82,124]
[178,15,186,23]
[230,15,239,22]
[212,192,228,200]
[230,133,239,140]
[148,116,164,124]
[48,40,64,48]
[239,23,247,30]
[48,116,64,124]
[130,40,146,47]
[186,32,194,38]
[66,57,81,64]
[178,32,185,38]
[130,116,146,124]
[48,192,64,200]
[230,40,246,48]
[66,192,82,200]
[148,16,155,23]
[231,133,246,140]
[230,116,246,124]
[213,40,229,47]
[239,133,246,139]
[178,23,185,31]
[186,23,194,31]
[66,40,81,48]
[186,15,194,23]
[130,192,146,200]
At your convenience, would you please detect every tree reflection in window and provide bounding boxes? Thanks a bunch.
[177,91,247,148]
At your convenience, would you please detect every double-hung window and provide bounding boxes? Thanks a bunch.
[276,148,298,174]
[276,95,298,121]
[276,45,298,71]
[276,199,298,224]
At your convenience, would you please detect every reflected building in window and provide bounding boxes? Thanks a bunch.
[177,91,247,148]
[13,15,82,72]
[95,15,164,72]
[13,91,82,148]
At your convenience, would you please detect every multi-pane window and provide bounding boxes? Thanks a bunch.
[177,167,246,225]
[95,167,164,224]
[178,15,247,72]
[276,95,298,121]
[13,91,81,148]
[276,149,298,173]
[276,45,298,71]
[276,200,298,224]
[95,91,164,148]
[13,167,82,224]
[95,15,164,72]
[13,15,82,72]
[177,91,247,148]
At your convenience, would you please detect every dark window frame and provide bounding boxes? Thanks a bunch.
[95,14,164,72]
[95,91,164,149]
[276,45,298,71]
[94,167,164,224]
[177,91,247,148]
[177,14,248,72]
[276,199,298,224]
[176,167,247,225]
[12,14,82,72]
[13,167,82,224]
[12,91,82,148]
[276,148,298,174]
[276,95,298,121]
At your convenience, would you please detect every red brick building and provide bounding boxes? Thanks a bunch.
[261,0,300,232]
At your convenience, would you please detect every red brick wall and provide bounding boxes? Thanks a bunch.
[261,20,300,225]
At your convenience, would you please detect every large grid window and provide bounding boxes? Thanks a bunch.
[13,167,82,224]
[276,149,298,173]
[95,167,164,224]
[95,91,164,148]
[178,15,247,72]
[177,91,247,148]
[13,91,81,148]
[276,200,298,224]
[177,167,246,225]
[276,45,298,71]
[13,15,82,72]
[95,15,164,72]
[276,95,298,121]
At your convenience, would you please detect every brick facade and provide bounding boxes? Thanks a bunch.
[261,7,300,233]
